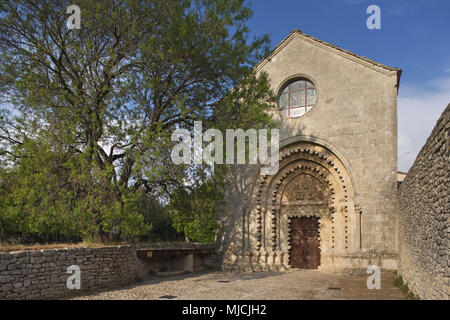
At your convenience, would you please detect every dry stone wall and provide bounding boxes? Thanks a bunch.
[398,103,449,300]
[0,243,216,300]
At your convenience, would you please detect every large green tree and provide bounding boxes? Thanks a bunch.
[0,0,277,243]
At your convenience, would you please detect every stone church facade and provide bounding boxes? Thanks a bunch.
[218,30,402,271]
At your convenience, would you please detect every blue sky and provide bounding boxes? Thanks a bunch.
[247,0,450,171]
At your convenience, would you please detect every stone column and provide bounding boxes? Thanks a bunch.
[275,250,285,271]
[259,249,268,271]
[184,253,194,272]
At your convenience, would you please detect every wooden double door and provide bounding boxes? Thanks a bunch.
[289,217,320,269]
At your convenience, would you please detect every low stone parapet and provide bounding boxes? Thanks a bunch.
[0,242,217,300]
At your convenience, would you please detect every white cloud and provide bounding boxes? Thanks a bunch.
[398,77,449,172]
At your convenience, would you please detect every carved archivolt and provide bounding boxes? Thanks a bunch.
[247,141,356,260]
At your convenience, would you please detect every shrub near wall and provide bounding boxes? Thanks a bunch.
[398,103,449,300]
[0,243,216,299]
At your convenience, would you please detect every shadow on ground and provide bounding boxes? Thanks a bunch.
[71,269,406,300]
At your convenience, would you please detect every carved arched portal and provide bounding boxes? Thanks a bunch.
[244,140,358,270]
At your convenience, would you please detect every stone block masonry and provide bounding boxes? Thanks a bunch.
[218,30,400,272]
[398,103,449,300]
[0,243,216,299]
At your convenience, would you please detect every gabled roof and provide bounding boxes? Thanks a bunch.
[255,29,402,88]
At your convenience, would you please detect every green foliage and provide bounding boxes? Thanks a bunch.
[0,0,277,243]
[137,195,183,242]
[168,177,224,243]
[393,275,420,300]
[0,138,80,242]
[0,136,152,243]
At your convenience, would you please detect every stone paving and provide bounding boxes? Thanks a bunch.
[73,269,406,300]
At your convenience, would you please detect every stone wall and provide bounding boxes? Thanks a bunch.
[0,243,216,300]
[398,103,449,300]
[218,30,400,271]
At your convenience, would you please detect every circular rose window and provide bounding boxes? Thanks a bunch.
[279,79,317,118]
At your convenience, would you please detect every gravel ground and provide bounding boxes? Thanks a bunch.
[72,269,405,300]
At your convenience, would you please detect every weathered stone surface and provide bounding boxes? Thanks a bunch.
[0,243,216,300]
[218,30,400,271]
[0,275,14,284]
[398,104,449,300]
